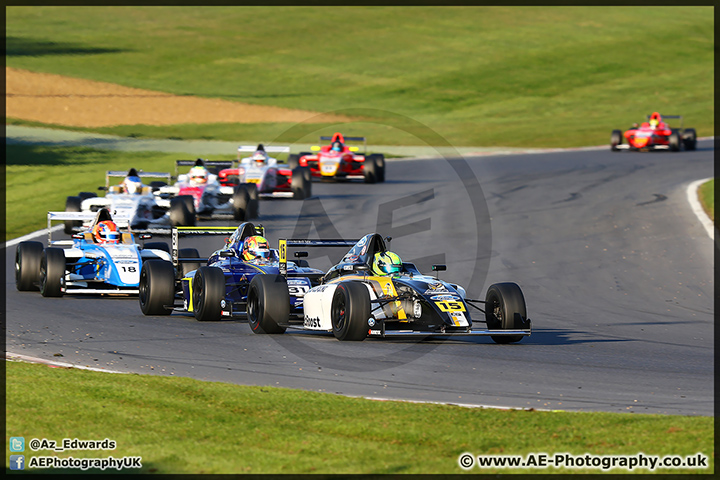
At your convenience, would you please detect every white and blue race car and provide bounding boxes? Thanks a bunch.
[15,208,171,297]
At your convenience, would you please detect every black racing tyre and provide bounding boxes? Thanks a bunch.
[331,282,370,341]
[64,196,83,235]
[78,191,97,201]
[485,282,527,344]
[247,274,289,334]
[178,195,196,217]
[246,183,259,219]
[363,155,378,184]
[150,181,168,191]
[169,197,195,226]
[291,167,310,199]
[139,260,176,315]
[192,266,226,321]
[367,154,385,182]
[669,129,681,152]
[40,247,65,297]
[683,128,697,151]
[287,153,300,170]
[610,130,622,151]
[15,241,43,291]
[178,248,201,277]
[143,242,170,253]
[232,185,250,221]
[300,165,312,184]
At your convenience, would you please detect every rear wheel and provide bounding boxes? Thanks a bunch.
[143,242,170,253]
[363,155,378,184]
[287,153,300,170]
[139,260,176,315]
[292,167,311,199]
[40,248,65,297]
[178,195,196,217]
[247,274,289,334]
[331,282,370,341]
[178,248,201,277]
[15,241,43,291]
[192,266,226,321]
[683,128,697,151]
[246,183,260,218]
[64,196,83,234]
[232,185,250,221]
[485,282,527,344]
[610,130,622,151]
[368,154,385,182]
[669,129,681,152]
[169,197,195,226]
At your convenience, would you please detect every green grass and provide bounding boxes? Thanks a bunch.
[5,361,714,474]
[698,178,714,222]
[6,6,714,147]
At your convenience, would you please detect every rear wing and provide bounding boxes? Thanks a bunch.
[170,225,264,270]
[315,135,366,153]
[175,159,236,175]
[46,211,98,244]
[646,114,683,129]
[278,238,359,275]
[237,145,290,154]
[105,170,172,188]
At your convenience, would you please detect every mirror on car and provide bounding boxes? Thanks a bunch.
[294,251,308,258]
[431,264,447,272]
[220,250,236,257]
[98,186,107,191]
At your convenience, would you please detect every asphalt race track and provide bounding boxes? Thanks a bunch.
[6,140,714,415]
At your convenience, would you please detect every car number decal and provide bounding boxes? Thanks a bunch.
[434,300,466,312]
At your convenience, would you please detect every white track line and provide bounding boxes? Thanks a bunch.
[6,352,127,374]
[6,225,63,247]
[686,178,715,240]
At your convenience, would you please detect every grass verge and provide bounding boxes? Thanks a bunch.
[697,178,714,222]
[6,6,714,147]
[5,361,714,474]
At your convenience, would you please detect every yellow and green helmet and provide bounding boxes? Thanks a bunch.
[372,251,402,276]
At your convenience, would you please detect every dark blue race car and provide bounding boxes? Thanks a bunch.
[138,222,324,321]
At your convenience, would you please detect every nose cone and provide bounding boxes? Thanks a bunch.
[633,137,649,148]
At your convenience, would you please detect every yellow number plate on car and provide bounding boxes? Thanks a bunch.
[434,301,466,312]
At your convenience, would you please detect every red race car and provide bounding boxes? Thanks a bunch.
[611,112,697,152]
[287,133,385,183]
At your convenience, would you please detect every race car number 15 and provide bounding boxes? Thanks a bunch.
[434,300,465,312]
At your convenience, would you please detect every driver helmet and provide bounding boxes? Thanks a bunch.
[332,141,344,152]
[649,112,661,128]
[189,166,209,185]
[241,235,271,262]
[122,175,143,194]
[372,251,403,276]
[93,220,121,244]
[252,151,268,167]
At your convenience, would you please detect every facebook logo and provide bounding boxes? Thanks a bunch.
[10,455,25,470]
[10,437,25,452]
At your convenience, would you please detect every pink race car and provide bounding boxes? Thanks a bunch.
[611,112,697,152]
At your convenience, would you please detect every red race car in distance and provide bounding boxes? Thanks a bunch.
[287,133,385,183]
[611,112,697,152]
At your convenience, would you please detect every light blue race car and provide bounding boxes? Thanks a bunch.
[15,208,171,297]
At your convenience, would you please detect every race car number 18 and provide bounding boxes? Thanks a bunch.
[434,300,465,312]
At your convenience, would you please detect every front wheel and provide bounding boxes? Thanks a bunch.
[40,248,65,297]
[15,241,43,291]
[610,130,622,151]
[64,196,83,234]
[331,282,370,341]
[367,154,385,182]
[232,185,250,221]
[139,260,176,315]
[192,266,226,321]
[169,197,195,226]
[247,275,289,334]
[683,128,697,151]
[669,130,681,152]
[485,282,527,344]
[291,167,311,199]
[363,155,378,184]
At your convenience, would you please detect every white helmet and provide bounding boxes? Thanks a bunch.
[252,151,268,167]
[189,166,208,185]
[123,175,143,194]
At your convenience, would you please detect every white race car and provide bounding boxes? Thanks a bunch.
[63,169,195,234]
[215,144,312,200]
